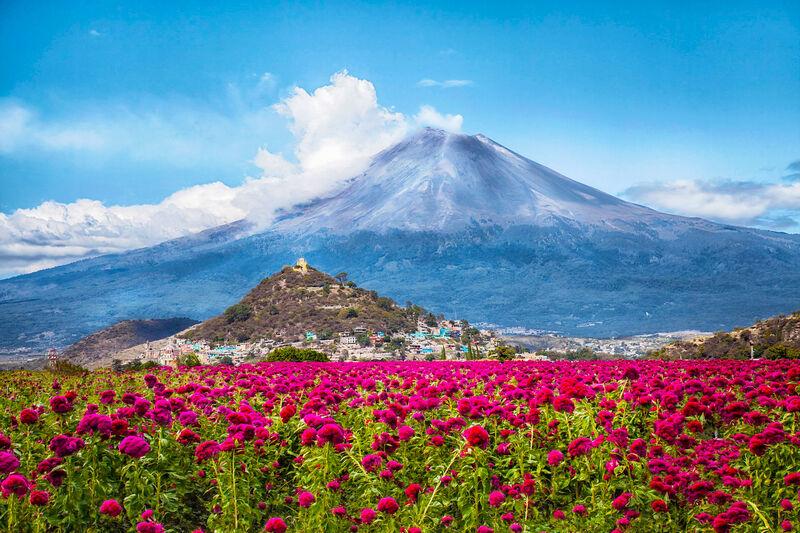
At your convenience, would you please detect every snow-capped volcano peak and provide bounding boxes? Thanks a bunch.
[274,127,665,233]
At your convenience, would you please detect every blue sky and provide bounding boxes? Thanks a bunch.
[1,0,799,276]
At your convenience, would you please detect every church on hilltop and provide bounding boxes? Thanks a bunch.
[293,257,309,274]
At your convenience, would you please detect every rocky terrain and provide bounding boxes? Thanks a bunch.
[62,317,198,368]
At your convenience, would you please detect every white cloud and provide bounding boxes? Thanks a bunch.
[0,103,106,153]
[623,178,800,229]
[416,78,473,88]
[414,105,463,132]
[0,71,463,278]
[271,70,409,187]
[0,98,278,169]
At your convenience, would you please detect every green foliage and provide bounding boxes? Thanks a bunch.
[489,344,516,362]
[376,296,394,310]
[224,303,252,323]
[50,358,88,375]
[538,347,608,360]
[763,343,800,359]
[177,352,201,367]
[266,346,330,362]
[356,333,370,347]
[338,307,359,319]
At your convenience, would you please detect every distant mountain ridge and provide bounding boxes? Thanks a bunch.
[62,317,198,368]
[2,128,799,357]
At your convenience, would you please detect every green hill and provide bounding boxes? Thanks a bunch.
[181,261,423,344]
[650,311,800,360]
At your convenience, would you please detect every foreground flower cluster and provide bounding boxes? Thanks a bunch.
[1,360,800,532]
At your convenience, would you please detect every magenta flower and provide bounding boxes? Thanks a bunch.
[463,425,490,449]
[49,395,72,414]
[316,423,345,446]
[612,492,632,511]
[0,451,20,474]
[264,517,287,533]
[118,435,150,459]
[547,449,564,466]
[298,491,315,508]
[100,499,123,517]
[360,508,377,524]
[136,523,165,533]
[194,440,220,462]
[488,490,505,507]
[1,474,30,498]
[377,496,399,514]
[29,490,50,506]
[19,408,39,424]
[361,453,382,472]
[567,437,593,457]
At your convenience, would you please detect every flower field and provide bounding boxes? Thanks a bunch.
[2,360,800,532]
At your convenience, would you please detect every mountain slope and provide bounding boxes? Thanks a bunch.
[651,310,800,359]
[182,262,421,343]
[1,128,799,357]
[62,317,199,367]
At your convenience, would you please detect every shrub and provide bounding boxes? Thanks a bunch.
[224,303,252,323]
[266,346,329,362]
[177,353,201,367]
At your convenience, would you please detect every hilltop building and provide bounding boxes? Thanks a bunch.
[294,257,309,274]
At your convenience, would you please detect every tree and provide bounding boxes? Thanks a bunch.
[356,333,371,347]
[335,272,348,286]
[224,303,252,323]
[439,346,447,361]
[763,343,800,359]
[218,356,234,366]
[51,359,88,375]
[266,346,330,362]
[339,307,359,319]
[178,352,202,367]
[111,359,124,372]
[376,297,394,310]
[490,344,516,362]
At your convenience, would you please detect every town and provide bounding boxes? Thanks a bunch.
[111,317,535,368]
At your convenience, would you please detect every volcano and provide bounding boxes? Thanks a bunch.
[2,128,800,357]
[275,128,704,234]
